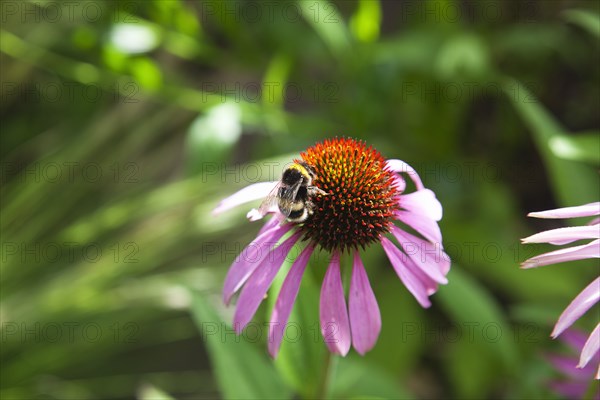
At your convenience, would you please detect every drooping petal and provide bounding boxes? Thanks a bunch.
[399,189,443,221]
[547,380,588,399]
[212,181,279,215]
[521,240,600,269]
[395,210,442,244]
[268,244,315,358]
[390,225,450,284]
[381,237,431,308]
[349,252,381,355]
[552,277,600,338]
[546,354,590,379]
[528,202,600,219]
[392,174,406,194]
[578,323,600,369]
[222,222,293,305]
[320,252,351,356]
[386,159,424,190]
[233,232,301,333]
[561,329,589,352]
[521,225,600,245]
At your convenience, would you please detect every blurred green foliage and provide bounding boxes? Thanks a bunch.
[1,1,599,399]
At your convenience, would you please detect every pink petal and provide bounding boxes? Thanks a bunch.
[561,329,589,352]
[399,189,443,221]
[552,277,600,338]
[232,232,301,332]
[547,380,588,398]
[395,210,443,248]
[390,225,450,283]
[212,181,279,215]
[521,240,600,269]
[222,222,293,305]
[545,354,588,378]
[392,174,406,194]
[522,225,600,245]
[268,244,315,358]
[349,252,381,355]
[320,252,351,356]
[381,237,431,308]
[528,202,600,219]
[386,159,424,190]
[578,323,600,369]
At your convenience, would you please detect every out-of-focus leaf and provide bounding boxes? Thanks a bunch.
[435,34,490,79]
[502,78,599,206]
[109,23,161,54]
[350,0,381,43]
[130,58,163,91]
[331,357,413,399]
[137,383,175,400]
[437,267,518,398]
[563,9,600,38]
[548,133,600,164]
[186,103,242,173]
[190,292,292,400]
[300,0,351,56]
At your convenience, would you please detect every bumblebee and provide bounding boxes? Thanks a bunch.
[259,162,327,223]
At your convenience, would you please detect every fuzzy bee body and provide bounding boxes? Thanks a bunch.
[259,162,326,223]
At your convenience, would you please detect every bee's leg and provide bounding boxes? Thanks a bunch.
[308,186,328,196]
[305,199,316,215]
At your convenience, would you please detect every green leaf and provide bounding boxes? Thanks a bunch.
[350,0,381,43]
[548,133,600,164]
[330,357,413,399]
[502,78,599,206]
[137,383,175,400]
[563,9,600,38]
[300,0,351,57]
[190,292,292,400]
[437,267,518,398]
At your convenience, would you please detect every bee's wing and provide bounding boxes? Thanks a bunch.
[258,182,282,216]
[277,177,304,218]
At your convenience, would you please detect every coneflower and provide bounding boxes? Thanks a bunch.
[522,202,600,379]
[214,138,450,357]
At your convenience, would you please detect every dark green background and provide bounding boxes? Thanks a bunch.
[1,1,599,399]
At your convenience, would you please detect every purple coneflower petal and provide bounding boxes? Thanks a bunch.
[522,225,600,245]
[349,252,381,355]
[320,252,351,356]
[399,189,443,221]
[578,323,600,369]
[392,174,406,193]
[222,222,293,305]
[390,226,450,284]
[233,232,301,333]
[552,277,600,338]
[386,159,424,190]
[546,354,590,379]
[561,329,590,352]
[212,181,279,215]
[547,380,588,399]
[268,244,315,358]
[521,240,600,269]
[395,210,442,244]
[381,237,431,308]
[528,202,600,219]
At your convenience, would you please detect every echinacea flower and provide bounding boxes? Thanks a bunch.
[522,202,600,379]
[545,330,600,399]
[213,138,450,357]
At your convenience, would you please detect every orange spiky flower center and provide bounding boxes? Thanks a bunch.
[299,138,400,252]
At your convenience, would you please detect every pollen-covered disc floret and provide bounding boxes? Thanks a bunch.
[299,138,400,252]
